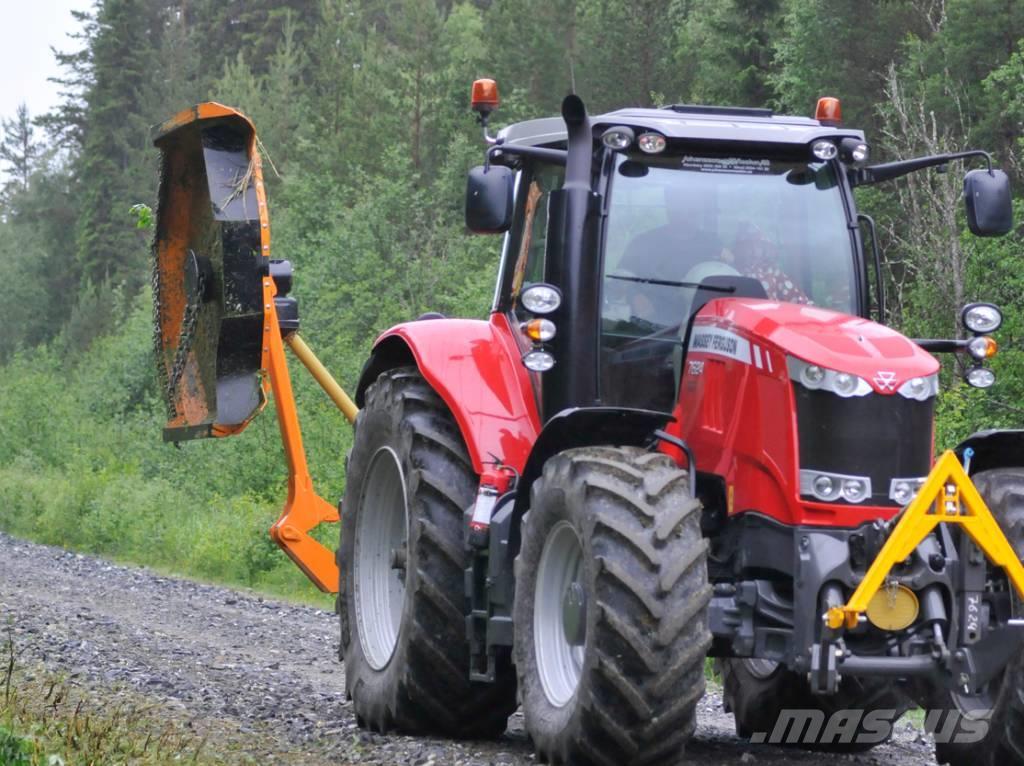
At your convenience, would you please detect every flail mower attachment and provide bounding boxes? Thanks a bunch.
[152,103,270,440]
[152,103,357,592]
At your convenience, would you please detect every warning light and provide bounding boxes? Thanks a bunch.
[815,97,842,126]
[967,336,998,360]
[471,79,500,116]
[523,318,556,342]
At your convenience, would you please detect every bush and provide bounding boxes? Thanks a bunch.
[0,292,335,605]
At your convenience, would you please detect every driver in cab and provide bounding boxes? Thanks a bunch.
[612,187,809,330]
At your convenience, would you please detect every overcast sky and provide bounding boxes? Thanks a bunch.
[0,0,93,126]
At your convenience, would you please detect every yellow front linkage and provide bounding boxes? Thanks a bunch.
[826,450,1024,632]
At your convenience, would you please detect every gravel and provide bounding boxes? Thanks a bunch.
[0,531,939,764]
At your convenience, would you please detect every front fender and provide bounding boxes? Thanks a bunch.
[955,429,1024,475]
[511,406,675,521]
[505,406,675,556]
[356,313,541,474]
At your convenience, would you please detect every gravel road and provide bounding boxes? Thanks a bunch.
[0,531,940,765]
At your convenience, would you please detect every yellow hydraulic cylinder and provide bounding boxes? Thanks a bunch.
[284,333,360,425]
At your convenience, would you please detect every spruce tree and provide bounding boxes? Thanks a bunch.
[0,104,39,206]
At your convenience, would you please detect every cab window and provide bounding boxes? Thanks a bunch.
[511,163,564,321]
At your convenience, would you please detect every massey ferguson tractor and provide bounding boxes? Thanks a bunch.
[151,85,1024,765]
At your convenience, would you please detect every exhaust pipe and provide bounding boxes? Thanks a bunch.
[544,95,601,412]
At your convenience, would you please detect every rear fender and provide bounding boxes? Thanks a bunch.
[356,313,541,475]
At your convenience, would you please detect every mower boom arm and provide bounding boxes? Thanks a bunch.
[263,273,353,593]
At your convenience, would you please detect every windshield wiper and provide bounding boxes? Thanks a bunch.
[606,273,736,292]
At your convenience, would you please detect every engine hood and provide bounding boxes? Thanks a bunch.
[693,298,940,394]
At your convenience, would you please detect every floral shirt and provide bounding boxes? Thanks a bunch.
[747,258,811,304]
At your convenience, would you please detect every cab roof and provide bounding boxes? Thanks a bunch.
[497,105,866,150]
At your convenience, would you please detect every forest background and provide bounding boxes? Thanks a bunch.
[1,0,1023,599]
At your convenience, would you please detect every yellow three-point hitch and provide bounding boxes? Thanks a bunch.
[826,450,1024,631]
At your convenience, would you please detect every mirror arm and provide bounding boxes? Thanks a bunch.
[486,142,568,169]
[854,150,993,186]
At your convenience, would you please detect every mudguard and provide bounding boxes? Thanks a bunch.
[512,406,675,516]
[356,313,542,474]
[956,429,1024,474]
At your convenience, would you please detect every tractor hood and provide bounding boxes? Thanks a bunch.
[693,298,940,394]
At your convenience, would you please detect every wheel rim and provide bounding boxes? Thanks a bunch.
[354,446,409,671]
[743,658,780,679]
[535,520,586,708]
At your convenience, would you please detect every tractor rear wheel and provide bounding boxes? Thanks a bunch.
[927,467,1024,766]
[338,366,517,737]
[719,657,907,751]
[512,446,712,766]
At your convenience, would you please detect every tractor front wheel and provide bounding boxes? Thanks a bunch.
[338,367,517,737]
[513,446,712,766]
[719,657,907,751]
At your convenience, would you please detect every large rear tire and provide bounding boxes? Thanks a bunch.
[339,367,517,737]
[719,657,907,751]
[928,468,1024,766]
[513,446,712,766]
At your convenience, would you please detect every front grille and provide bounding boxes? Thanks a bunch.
[794,386,933,506]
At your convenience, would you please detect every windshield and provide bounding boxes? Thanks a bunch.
[600,153,857,411]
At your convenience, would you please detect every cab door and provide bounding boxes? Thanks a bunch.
[495,160,566,420]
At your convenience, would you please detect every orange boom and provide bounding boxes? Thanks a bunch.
[152,103,355,592]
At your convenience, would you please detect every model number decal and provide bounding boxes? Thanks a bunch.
[966,593,981,637]
[689,327,751,365]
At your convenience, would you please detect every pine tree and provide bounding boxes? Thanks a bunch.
[0,104,39,205]
[575,0,689,110]
[73,0,163,290]
[681,0,784,107]
[771,0,928,132]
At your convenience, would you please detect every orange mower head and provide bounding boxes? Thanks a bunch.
[151,103,271,442]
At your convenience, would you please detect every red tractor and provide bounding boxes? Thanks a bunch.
[152,86,1024,766]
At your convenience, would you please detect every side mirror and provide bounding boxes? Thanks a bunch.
[964,168,1013,236]
[465,165,513,233]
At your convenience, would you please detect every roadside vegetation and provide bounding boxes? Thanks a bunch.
[0,627,230,766]
[0,297,339,603]
[0,683,215,766]
[1,0,1024,598]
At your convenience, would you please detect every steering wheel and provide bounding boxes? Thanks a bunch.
[604,261,742,362]
[683,260,741,285]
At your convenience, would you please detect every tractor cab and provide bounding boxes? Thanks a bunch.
[476,99,872,418]
[468,87,1012,423]
[597,146,858,411]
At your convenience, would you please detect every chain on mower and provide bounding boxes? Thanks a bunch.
[152,245,207,419]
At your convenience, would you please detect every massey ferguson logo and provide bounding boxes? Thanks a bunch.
[873,371,898,391]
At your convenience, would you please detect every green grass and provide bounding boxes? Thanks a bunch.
[0,725,32,766]
[0,689,213,766]
[0,638,216,766]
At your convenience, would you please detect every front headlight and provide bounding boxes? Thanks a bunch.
[800,469,872,503]
[889,477,927,505]
[961,303,1002,334]
[788,357,872,397]
[897,374,939,401]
